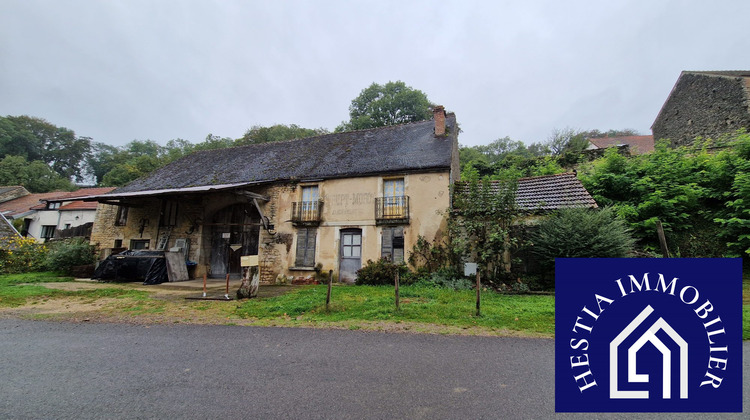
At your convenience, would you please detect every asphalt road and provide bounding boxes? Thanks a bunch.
[0,320,747,419]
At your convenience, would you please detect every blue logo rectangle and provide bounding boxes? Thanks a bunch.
[555,258,742,412]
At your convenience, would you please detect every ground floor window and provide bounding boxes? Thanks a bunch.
[381,226,404,263]
[295,228,317,267]
[40,225,56,241]
[130,239,150,250]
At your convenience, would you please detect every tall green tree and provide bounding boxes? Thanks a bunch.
[0,155,75,192]
[0,115,91,181]
[336,81,433,132]
[236,124,328,145]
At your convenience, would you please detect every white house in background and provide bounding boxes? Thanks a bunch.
[0,187,114,242]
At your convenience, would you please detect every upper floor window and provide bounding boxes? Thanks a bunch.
[160,200,178,227]
[115,206,129,226]
[383,178,404,198]
[47,202,61,210]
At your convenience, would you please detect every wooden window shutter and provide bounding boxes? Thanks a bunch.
[381,228,393,261]
[392,227,404,263]
[295,228,317,267]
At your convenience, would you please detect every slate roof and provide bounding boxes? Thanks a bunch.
[0,213,20,242]
[110,115,457,196]
[588,135,654,154]
[454,173,598,212]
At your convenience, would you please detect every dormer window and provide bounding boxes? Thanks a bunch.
[47,202,61,210]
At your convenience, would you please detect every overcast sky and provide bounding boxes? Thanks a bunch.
[2,0,749,148]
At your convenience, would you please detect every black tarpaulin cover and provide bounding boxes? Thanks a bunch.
[92,250,168,285]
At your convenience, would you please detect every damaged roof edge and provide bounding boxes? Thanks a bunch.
[82,181,267,202]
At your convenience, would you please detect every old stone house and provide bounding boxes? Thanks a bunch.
[87,107,459,283]
[652,71,750,146]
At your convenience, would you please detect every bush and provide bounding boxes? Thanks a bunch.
[0,236,48,274]
[414,269,475,290]
[355,258,408,286]
[45,238,97,275]
[531,207,635,269]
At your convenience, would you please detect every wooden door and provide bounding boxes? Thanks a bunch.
[209,203,260,278]
[339,229,362,284]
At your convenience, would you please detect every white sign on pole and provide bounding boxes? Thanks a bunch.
[463,263,478,276]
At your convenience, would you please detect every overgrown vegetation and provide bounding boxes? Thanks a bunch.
[45,238,98,275]
[578,133,750,257]
[355,258,409,286]
[449,179,520,286]
[0,236,48,274]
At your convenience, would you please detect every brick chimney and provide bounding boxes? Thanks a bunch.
[433,105,446,136]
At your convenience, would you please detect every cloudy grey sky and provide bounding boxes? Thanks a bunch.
[2,0,749,148]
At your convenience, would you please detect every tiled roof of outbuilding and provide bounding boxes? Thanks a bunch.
[589,135,654,154]
[111,115,457,195]
[454,173,597,212]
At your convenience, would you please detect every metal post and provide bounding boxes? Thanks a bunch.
[225,274,230,300]
[202,273,207,298]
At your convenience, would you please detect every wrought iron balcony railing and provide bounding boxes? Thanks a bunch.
[291,200,323,226]
[375,196,409,225]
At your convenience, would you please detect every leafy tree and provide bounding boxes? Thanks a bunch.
[336,81,433,132]
[101,154,162,187]
[236,124,328,145]
[0,115,90,181]
[450,179,520,284]
[0,155,75,192]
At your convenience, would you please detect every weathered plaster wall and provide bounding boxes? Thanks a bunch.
[652,73,750,146]
[262,171,451,283]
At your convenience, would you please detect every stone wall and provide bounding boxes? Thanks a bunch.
[652,73,750,147]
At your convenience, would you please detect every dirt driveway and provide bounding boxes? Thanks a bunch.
[0,278,298,325]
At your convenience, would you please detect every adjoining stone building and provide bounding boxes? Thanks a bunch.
[87,107,459,283]
[652,71,750,146]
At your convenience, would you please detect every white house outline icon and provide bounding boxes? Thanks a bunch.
[609,305,688,399]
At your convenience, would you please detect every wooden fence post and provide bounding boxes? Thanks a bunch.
[395,270,400,311]
[476,271,481,317]
[326,269,333,311]
[656,220,670,258]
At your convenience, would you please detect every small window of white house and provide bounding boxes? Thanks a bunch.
[47,202,61,210]
[40,225,56,240]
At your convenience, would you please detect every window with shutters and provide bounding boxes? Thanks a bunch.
[381,226,405,263]
[294,228,317,267]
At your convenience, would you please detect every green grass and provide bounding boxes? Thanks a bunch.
[236,284,555,335]
[0,272,148,307]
